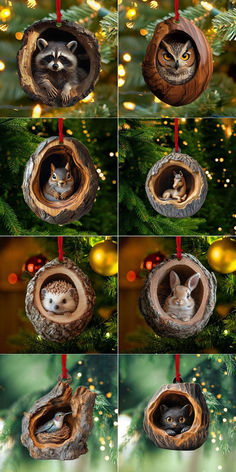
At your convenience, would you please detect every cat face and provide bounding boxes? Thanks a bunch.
[159,403,193,433]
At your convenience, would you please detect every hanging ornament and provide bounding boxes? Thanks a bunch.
[141,251,166,271]
[25,237,96,342]
[89,237,118,276]
[207,238,236,274]
[21,355,96,460]
[145,119,208,218]
[142,5,213,107]
[17,1,101,108]
[23,120,98,225]
[22,254,48,274]
[139,237,217,338]
[144,355,210,450]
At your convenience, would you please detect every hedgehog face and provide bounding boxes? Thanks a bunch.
[41,287,77,314]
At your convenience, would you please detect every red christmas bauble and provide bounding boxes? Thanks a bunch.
[141,251,166,271]
[22,254,48,274]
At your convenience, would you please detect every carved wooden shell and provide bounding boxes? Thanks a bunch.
[142,17,213,106]
[25,257,96,342]
[22,136,98,225]
[145,151,208,218]
[17,20,101,107]
[139,253,217,338]
[21,377,96,460]
[144,381,210,450]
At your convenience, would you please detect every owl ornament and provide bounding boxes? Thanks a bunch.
[142,17,213,106]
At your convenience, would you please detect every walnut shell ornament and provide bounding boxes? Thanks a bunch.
[142,17,213,106]
[21,376,96,460]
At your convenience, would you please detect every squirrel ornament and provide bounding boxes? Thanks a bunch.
[162,170,187,202]
[43,162,74,202]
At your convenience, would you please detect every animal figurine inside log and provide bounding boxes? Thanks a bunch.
[163,270,200,321]
[35,411,72,435]
[43,162,75,202]
[157,402,194,436]
[40,280,78,315]
[162,170,187,202]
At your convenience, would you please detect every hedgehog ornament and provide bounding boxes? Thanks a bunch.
[41,280,78,315]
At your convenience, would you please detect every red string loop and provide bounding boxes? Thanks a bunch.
[58,236,64,262]
[56,0,62,23]
[175,0,180,21]
[58,118,64,143]
[176,236,182,259]
[175,118,178,152]
[175,354,180,382]
[61,354,67,379]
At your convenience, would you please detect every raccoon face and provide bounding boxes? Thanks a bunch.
[36,38,78,72]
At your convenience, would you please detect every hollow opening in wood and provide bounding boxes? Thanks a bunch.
[156,31,199,85]
[152,393,195,433]
[33,145,85,208]
[32,27,90,89]
[148,161,204,209]
[32,404,73,447]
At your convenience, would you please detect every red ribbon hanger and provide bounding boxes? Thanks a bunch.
[176,236,182,260]
[58,118,64,143]
[58,236,64,262]
[56,0,62,23]
[175,354,181,382]
[61,354,68,379]
[175,0,180,21]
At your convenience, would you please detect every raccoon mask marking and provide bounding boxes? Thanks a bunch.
[36,38,78,72]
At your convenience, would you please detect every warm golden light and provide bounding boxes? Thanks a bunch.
[0,60,5,71]
[123,101,135,111]
[87,0,101,11]
[82,92,95,103]
[118,64,126,77]
[123,53,131,62]
[118,78,125,87]
[0,7,11,21]
[15,31,23,40]
[201,1,213,11]
[32,104,42,118]
[126,8,136,20]
[140,28,148,36]
[27,0,37,7]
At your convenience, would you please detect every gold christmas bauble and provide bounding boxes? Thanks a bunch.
[207,238,236,274]
[89,239,118,276]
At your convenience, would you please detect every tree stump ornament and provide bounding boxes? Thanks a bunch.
[25,257,96,342]
[139,253,217,338]
[17,20,101,107]
[21,375,96,460]
[145,150,208,218]
[23,136,98,225]
[142,17,213,106]
[144,380,210,450]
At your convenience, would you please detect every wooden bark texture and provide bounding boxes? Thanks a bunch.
[145,151,208,218]
[21,379,96,460]
[17,19,101,107]
[142,17,213,106]
[139,253,217,338]
[23,136,98,225]
[25,257,96,342]
[144,382,210,450]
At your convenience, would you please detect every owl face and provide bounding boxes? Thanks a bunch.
[156,34,197,85]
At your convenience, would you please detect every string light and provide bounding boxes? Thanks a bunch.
[32,104,41,118]
[123,53,131,62]
[118,64,126,77]
[15,32,23,40]
[27,0,37,7]
[123,102,135,111]
[126,8,136,20]
[0,7,12,21]
[0,60,5,71]
[82,92,95,103]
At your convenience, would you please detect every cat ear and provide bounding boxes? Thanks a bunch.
[65,162,70,171]
[186,273,200,292]
[67,41,77,53]
[159,404,168,414]
[182,404,193,416]
[170,271,180,290]
[37,38,48,51]
[51,163,56,172]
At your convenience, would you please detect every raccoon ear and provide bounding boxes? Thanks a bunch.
[67,41,77,53]
[37,38,48,51]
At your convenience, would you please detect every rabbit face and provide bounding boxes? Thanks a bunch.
[171,284,193,306]
[164,270,200,321]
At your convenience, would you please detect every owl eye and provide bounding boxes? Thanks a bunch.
[66,172,71,179]
[181,52,190,61]
[179,417,185,423]
[166,417,173,423]
[163,53,172,61]
[52,173,57,180]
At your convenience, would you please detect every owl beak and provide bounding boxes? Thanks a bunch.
[175,60,179,70]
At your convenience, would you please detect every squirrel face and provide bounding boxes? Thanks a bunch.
[35,38,78,73]
[49,162,74,188]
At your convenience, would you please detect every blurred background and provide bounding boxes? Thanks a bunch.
[0,0,117,117]
[0,118,117,235]
[119,118,236,235]
[119,0,236,117]
[119,236,236,353]
[0,236,117,353]
[0,353,117,472]
[119,354,236,472]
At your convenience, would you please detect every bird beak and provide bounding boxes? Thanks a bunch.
[64,412,71,416]
[175,61,179,70]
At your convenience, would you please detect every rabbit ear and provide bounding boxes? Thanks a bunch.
[186,273,200,292]
[170,270,180,289]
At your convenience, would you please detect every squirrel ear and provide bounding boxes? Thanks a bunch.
[186,273,200,292]
[37,38,48,50]
[65,162,70,171]
[170,270,180,290]
[67,41,77,53]
[51,163,56,172]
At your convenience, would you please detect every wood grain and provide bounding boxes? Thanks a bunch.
[17,19,101,107]
[21,378,96,460]
[144,382,210,450]
[142,17,213,106]
[25,257,96,342]
[145,151,208,218]
[23,136,98,225]
[139,253,217,338]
